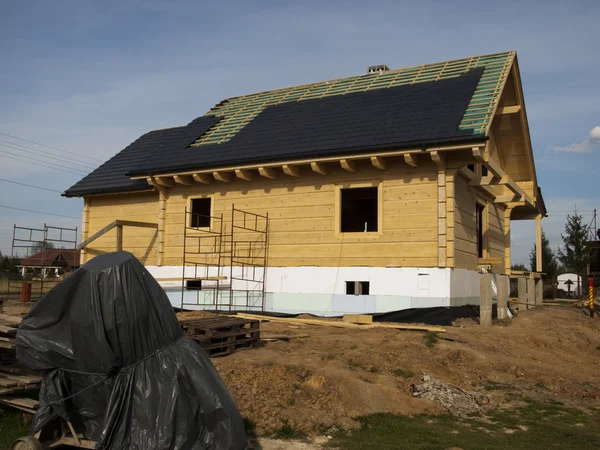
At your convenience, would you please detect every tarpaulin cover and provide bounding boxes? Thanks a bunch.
[16,251,247,450]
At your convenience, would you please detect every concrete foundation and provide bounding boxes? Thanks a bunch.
[147,266,494,316]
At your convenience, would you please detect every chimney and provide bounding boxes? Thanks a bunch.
[367,64,390,74]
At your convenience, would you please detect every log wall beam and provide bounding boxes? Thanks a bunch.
[311,162,328,175]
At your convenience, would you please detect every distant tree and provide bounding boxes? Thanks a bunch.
[511,263,528,271]
[29,241,55,255]
[529,231,558,278]
[557,213,589,295]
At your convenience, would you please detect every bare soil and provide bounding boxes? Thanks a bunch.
[207,307,600,435]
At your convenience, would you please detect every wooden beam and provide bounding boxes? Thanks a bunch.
[154,177,175,188]
[77,220,157,249]
[495,105,521,116]
[282,164,300,177]
[311,161,328,175]
[370,156,386,170]
[258,166,276,179]
[192,173,213,184]
[403,153,419,168]
[495,193,518,204]
[213,171,232,183]
[469,175,500,187]
[235,169,254,181]
[536,214,543,273]
[340,159,356,172]
[116,225,123,252]
[173,175,194,185]
[430,151,446,170]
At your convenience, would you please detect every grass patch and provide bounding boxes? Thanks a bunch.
[393,368,415,379]
[424,332,439,348]
[596,345,600,350]
[369,366,378,373]
[0,408,31,449]
[328,400,600,449]
[275,421,305,440]
[481,380,512,391]
[347,359,363,370]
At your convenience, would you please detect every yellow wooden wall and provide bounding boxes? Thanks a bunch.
[163,160,440,267]
[453,174,506,272]
[85,191,159,264]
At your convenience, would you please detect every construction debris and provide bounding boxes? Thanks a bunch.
[411,375,489,417]
[234,312,446,333]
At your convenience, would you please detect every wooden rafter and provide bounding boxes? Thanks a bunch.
[154,177,175,188]
[282,164,300,177]
[235,169,254,181]
[370,156,386,170]
[213,171,233,183]
[430,151,446,170]
[404,153,419,168]
[193,173,213,184]
[340,159,356,172]
[258,166,276,179]
[310,162,328,175]
[174,175,194,185]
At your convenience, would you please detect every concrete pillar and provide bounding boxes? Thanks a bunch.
[527,277,536,309]
[497,275,509,320]
[535,278,543,306]
[518,278,527,311]
[480,273,493,326]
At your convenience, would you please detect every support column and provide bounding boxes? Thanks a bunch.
[80,198,90,265]
[497,274,509,320]
[535,277,543,306]
[527,277,535,309]
[445,170,457,268]
[156,187,168,266]
[431,152,447,267]
[504,206,514,275]
[536,214,543,273]
[116,225,123,252]
[480,273,492,326]
[518,278,527,311]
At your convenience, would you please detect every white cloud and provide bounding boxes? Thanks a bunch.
[551,126,600,153]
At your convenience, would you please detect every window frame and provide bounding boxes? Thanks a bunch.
[334,181,383,238]
[187,195,213,230]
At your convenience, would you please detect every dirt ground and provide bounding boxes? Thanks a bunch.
[205,307,600,435]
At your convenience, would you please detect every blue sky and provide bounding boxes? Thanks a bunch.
[0,0,598,265]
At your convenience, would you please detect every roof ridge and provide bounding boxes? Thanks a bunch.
[205,50,515,108]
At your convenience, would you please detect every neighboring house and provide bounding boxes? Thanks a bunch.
[17,249,81,278]
[65,51,546,315]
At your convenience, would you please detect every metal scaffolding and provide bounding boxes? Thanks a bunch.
[6,224,78,301]
[181,204,269,312]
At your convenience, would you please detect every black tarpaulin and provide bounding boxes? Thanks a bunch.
[15,251,247,450]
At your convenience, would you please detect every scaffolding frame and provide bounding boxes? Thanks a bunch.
[181,204,269,312]
[6,224,78,301]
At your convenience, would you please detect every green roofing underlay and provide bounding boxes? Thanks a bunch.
[192,51,515,147]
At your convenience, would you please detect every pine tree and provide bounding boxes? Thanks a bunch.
[529,230,558,277]
[557,212,589,282]
[511,263,528,271]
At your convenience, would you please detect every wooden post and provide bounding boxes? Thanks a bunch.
[527,277,535,309]
[157,188,167,266]
[518,278,527,311]
[497,275,509,320]
[480,273,492,326]
[116,225,123,252]
[535,277,543,306]
[504,206,514,275]
[536,214,543,273]
[80,198,90,265]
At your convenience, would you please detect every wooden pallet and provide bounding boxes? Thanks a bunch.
[0,319,19,365]
[179,316,260,357]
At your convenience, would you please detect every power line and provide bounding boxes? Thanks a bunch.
[0,151,87,176]
[0,139,97,169]
[0,178,63,193]
[0,131,104,163]
[0,205,80,220]
[0,143,91,172]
